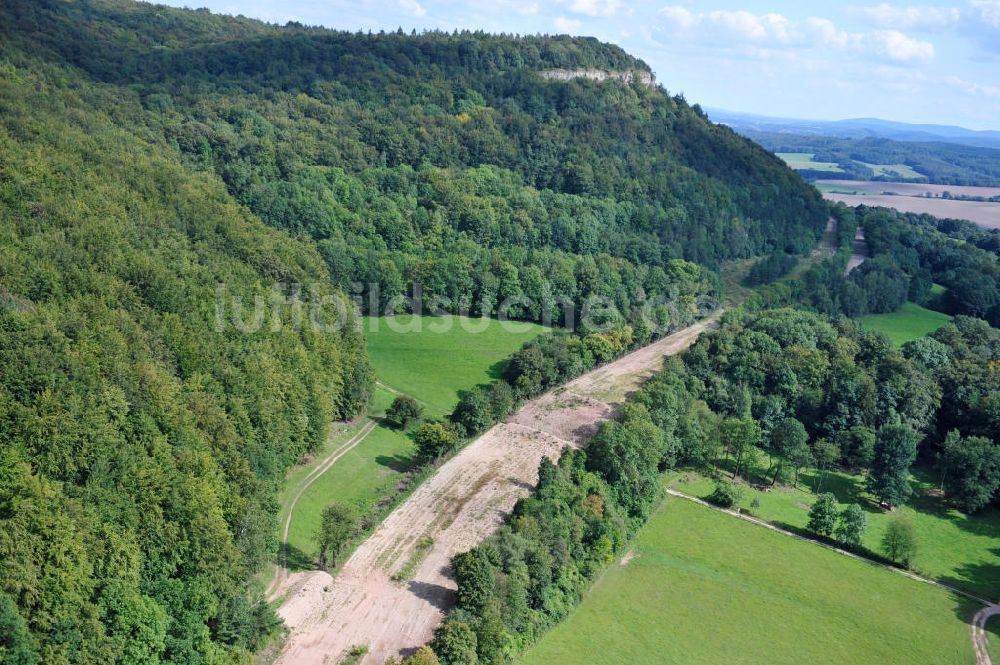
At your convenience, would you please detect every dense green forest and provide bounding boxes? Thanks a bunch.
[0,33,372,665]
[0,0,834,662]
[440,307,1000,664]
[743,131,1000,186]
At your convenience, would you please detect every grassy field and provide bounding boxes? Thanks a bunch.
[521,498,975,665]
[776,152,845,173]
[859,161,924,180]
[364,314,547,416]
[860,301,952,346]
[262,315,547,580]
[666,468,1000,600]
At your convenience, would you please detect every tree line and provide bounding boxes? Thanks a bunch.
[433,307,1000,664]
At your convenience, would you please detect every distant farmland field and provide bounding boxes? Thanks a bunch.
[818,180,1000,199]
[776,152,844,172]
[857,162,924,179]
[817,179,1000,228]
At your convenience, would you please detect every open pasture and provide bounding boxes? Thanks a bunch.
[666,468,1000,600]
[520,498,976,665]
[861,301,953,346]
[363,314,547,416]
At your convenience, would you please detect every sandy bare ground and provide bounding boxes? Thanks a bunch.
[821,192,1000,229]
[845,227,868,275]
[272,316,718,665]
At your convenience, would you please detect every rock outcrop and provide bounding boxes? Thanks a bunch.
[539,68,656,88]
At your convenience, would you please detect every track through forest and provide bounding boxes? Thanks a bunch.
[271,316,718,664]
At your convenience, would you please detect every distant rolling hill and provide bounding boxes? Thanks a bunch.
[706,109,1000,187]
[707,109,1000,150]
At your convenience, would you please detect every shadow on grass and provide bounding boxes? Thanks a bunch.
[487,358,508,381]
[285,543,315,572]
[940,549,1000,602]
[376,454,414,473]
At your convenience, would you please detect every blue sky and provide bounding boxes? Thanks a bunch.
[158,0,1000,129]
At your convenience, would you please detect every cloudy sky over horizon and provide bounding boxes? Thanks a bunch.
[159,0,1000,129]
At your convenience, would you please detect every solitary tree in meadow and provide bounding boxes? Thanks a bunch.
[835,504,868,549]
[881,514,918,567]
[386,395,423,429]
[807,493,838,537]
[316,501,360,568]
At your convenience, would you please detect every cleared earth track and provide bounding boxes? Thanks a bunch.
[271,316,719,664]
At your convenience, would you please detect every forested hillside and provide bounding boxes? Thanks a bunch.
[2,0,827,325]
[0,1,830,662]
[0,11,372,665]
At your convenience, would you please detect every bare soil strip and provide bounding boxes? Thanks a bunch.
[845,226,868,275]
[272,317,718,664]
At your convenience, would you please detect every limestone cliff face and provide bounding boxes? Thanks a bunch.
[539,68,656,88]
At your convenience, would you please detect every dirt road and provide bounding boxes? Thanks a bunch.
[845,226,868,275]
[973,604,1000,665]
[272,316,718,664]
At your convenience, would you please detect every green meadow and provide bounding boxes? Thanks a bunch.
[860,301,953,346]
[521,498,976,665]
[268,314,547,575]
[666,468,1000,600]
[363,314,547,416]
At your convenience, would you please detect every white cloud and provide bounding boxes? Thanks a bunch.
[945,75,1000,98]
[554,15,582,32]
[868,29,935,61]
[398,0,426,17]
[569,0,620,17]
[963,0,1000,52]
[855,4,960,30]
[493,0,540,16]
[656,6,934,63]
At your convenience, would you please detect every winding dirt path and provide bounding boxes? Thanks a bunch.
[272,316,718,664]
[265,419,378,602]
[973,605,1000,665]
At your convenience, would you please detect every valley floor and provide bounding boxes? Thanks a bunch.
[271,316,718,664]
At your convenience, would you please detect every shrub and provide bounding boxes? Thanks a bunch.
[806,493,838,537]
[386,395,423,429]
[708,481,742,508]
[414,421,461,460]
